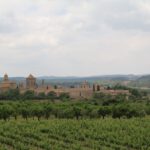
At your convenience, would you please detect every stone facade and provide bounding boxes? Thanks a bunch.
[0,74,17,92]
[26,74,36,89]
[0,74,130,98]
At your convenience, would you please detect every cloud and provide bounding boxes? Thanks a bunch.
[0,0,150,76]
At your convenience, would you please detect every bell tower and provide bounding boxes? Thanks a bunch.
[26,74,36,89]
[3,74,9,81]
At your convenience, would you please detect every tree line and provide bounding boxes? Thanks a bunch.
[0,89,70,101]
[0,101,149,121]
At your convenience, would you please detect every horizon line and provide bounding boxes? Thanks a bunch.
[0,73,150,78]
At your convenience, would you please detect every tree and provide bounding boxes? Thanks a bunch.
[52,107,59,118]
[37,92,46,100]
[61,108,74,119]
[98,107,111,119]
[113,84,128,90]
[73,107,81,120]
[23,90,35,100]
[0,105,13,121]
[70,85,75,88]
[30,105,38,120]
[59,93,70,100]
[0,89,20,100]
[138,110,146,118]
[44,104,52,119]
[54,85,58,89]
[112,105,130,119]
[89,109,99,118]
[93,92,106,99]
[34,106,44,121]
[112,107,122,119]
[47,91,57,100]
[81,106,93,118]
[130,89,142,98]
[21,107,30,120]
[12,106,19,120]
[126,108,137,118]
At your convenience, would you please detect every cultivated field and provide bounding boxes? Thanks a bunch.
[0,118,150,150]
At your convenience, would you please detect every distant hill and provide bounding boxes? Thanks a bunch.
[0,74,146,87]
[36,75,140,86]
[38,74,139,81]
[129,75,150,88]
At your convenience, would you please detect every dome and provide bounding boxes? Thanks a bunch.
[27,74,35,79]
[3,74,8,81]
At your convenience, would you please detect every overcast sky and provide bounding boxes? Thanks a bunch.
[0,0,150,76]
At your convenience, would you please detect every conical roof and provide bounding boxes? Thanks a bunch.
[27,74,35,79]
[3,74,9,81]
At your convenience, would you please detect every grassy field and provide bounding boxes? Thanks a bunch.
[0,118,150,150]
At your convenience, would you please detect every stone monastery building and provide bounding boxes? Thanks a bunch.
[0,74,130,99]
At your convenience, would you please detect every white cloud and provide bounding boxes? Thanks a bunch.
[0,0,150,76]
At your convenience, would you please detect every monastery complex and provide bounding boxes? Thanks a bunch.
[0,74,130,99]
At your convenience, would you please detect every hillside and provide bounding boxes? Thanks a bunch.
[38,74,139,85]
[129,75,150,88]
[0,75,140,87]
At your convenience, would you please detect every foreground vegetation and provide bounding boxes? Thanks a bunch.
[0,99,150,121]
[0,118,150,150]
[0,85,149,149]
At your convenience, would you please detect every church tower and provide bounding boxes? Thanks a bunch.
[26,74,36,89]
[81,81,90,89]
[3,74,9,81]
[0,74,17,92]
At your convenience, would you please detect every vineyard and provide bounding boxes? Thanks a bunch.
[0,118,150,150]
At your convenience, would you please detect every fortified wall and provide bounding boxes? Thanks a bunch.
[0,74,130,99]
